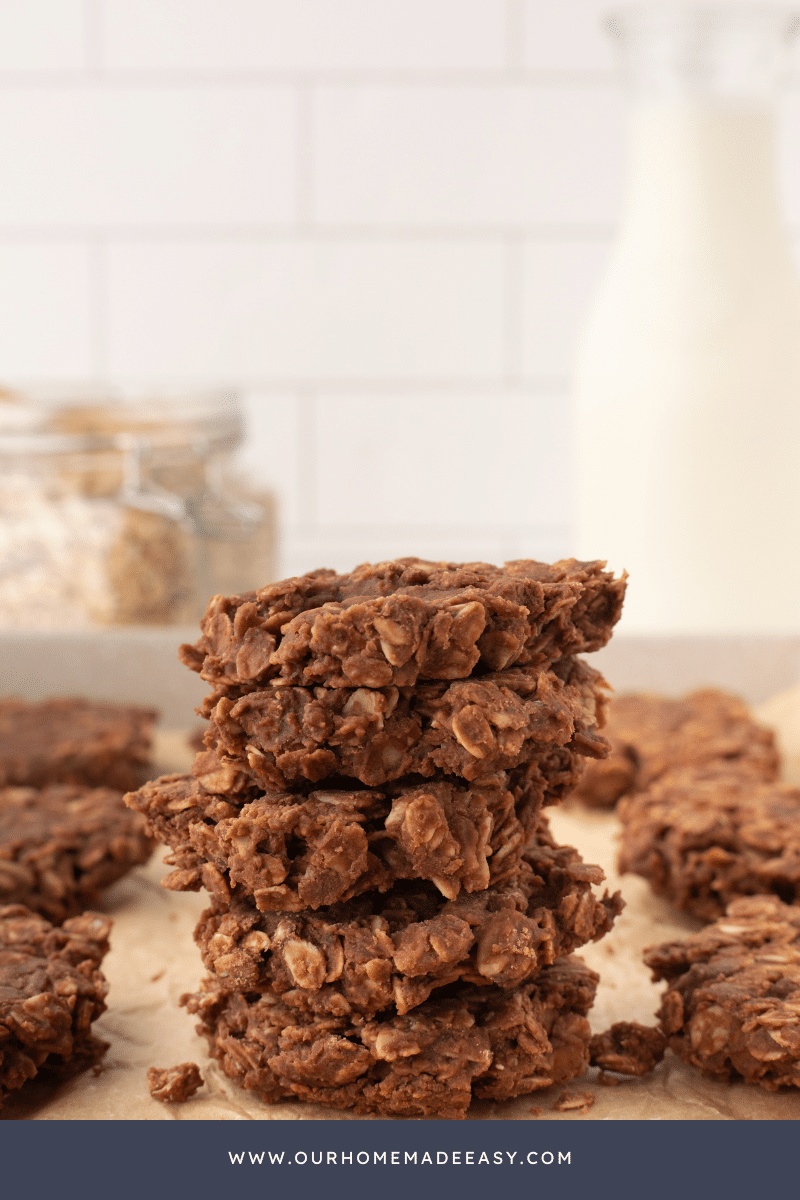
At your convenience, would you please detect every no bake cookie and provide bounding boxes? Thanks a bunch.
[192,822,621,1014]
[0,697,157,792]
[0,784,153,923]
[199,656,608,791]
[618,767,800,922]
[646,895,800,1090]
[182,953,599,1119]
[127,757,591,909]
[179,558,625,692]
[0,904,111,1109]
[574,689,778,809]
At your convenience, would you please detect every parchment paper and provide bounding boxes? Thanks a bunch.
[4,690,800,1123]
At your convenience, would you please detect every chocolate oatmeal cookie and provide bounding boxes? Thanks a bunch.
[193,825,621,1014]
[0,905,111,1109]
[198,656,609,791]
[574,689,778,809]
[618,767,800,922]
[127,753,589,909]
[0,784,153,923]
[179,557,625,692]
[182,953,599,1119]
[0,697,158,792]
[646,895,800,1090]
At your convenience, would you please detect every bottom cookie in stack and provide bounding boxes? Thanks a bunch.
[180,815,621,1118]
[183,954,599,1120]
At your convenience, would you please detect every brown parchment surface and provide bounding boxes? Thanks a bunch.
[4,688,800,1123]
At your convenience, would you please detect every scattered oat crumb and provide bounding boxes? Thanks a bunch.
[528,1106,543,1117]
[150,969,165,983]
[589,1022,666,1077]
[147,1062,203,1103]
[597,1071,622,1087]
[553,1090,595,1113]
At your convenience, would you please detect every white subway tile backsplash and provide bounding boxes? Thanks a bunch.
[313,84,626,226]
[0,3,723,581]
[0,87,296,226]
[100,0,506,73]
[521,240,612,378]
[522,0,616,74]
[0,242,93,378]
[0,0,86,73]
[106,240,506,380]
[312,393,571,527]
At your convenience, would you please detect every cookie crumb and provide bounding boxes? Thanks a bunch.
[528,1105,543,1117]
[553,1090,594,1113]
[589,1022,666,1077]
[596,1071,622,1087]
[147,1062,204,1103]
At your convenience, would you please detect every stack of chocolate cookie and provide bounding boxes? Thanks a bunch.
[127,557,626,1118]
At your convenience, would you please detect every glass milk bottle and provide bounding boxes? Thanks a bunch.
[573,4,800,632]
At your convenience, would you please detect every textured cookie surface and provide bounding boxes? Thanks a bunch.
[147,1062,204,1103]
[0,697,157,792]
[126,750,594,910]
[0,905,111,1109]
[179,557,625,692]
[574,689,778,809]
[0,784,153,923]
[192,818,621,1015]
[645,895,800,1090]
[199,656,608,791]
[182,954,599,1119]
[617,767,800,922]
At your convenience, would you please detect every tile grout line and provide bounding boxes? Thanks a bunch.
[0,225,620,243]
[0,69,623,89]
[66,377,572,396]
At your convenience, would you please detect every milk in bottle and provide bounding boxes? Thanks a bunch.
[573,4,800,632]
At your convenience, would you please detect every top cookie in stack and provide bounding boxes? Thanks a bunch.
[181,556,624,795]
[178,557,625,692]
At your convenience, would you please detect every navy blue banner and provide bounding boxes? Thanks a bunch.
[1,1119,796,1200]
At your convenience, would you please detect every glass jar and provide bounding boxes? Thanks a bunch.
[572,4,800,633]
[0,388,274,628]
